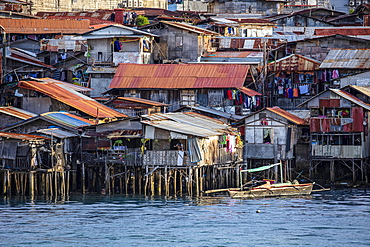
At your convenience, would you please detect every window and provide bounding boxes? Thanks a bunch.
[263,128,272,144]
[181,90,196,106]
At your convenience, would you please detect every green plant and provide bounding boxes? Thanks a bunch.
[136,15,150,26]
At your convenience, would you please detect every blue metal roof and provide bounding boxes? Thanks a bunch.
[41,112,94,128]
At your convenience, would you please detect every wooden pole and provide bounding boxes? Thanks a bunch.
[82,163,85,194]
[165,166,169,197]
[195,166,199,196]
[29,171,35,200]
[158,169,162,195]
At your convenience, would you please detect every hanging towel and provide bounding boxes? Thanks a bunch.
[293,88,299,97]
[299,84,309,94]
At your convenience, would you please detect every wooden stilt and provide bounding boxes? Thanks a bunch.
[29,171,35,200]
[82,163,85,194]
[158,169,162,195]
[330,160,335,183]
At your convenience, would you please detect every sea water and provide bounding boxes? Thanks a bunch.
[1,189,369,246]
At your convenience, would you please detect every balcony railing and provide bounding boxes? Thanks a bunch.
[311,145,364,159]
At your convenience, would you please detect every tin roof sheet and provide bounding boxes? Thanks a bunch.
[267,54,321,71]
[9,48,55,70]
[36,128,78,138]
[215,37,286,50]
[200,51,263,64]
[314,28,370,36]
[331,89,370,111]
[32,78,92,92]
[267,107,307,125]
[110,64,249,89]
[141,112,233,137]
[298,89,370,110]
[0,106,36,120]
[161,21,219,35]
[226,18,275,25]
[41,112,95,128]
[19,79,127,119]
[238,87,262,96]
[174,105,244,121]
[347,85,370,97]
[45,16,116,25]
[0,19,91,34]
[116,97,169,106]
[0,132,47,141]
[320,49,370,69]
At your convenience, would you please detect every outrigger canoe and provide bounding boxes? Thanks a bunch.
[204,162,315,199]
[228,181,314,199]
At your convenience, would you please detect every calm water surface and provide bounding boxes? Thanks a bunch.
[1,189,370,246]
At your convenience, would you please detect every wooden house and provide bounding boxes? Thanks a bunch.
[81,24,157,96]
[82,24,157,66]
[207,18,276,37]
[267,11,336,35]
[241,107,309,180]
[138,21,219,63]
[298,88,370,184]
[108,63,262,115]
[319,49,370,86]
[288,35,370,62]
[0,132,49,170]
[3,48,56,83]
[16,78,127,120]
[207,0,286,15]
[265,54,322,109]
[0,106,36,128]
[140,112,243,195]
[332,71,370,88]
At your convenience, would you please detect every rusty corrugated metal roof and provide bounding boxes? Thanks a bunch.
[314,28,370,36]
[9,48,55,70]
[320,49,370,69]
[110,64,249,89]
[0,132,48,141]
[331,89,370,111]
[0,19,91,34]
[116,97,169,106]
[226,18,275,25]
[238,87,262,96]
[18,79,128,119]
[267,107,307,125]
[0,106,36,120]
[132,8,182,17]
[203,51,263,58]
[267,54,321,72]
[46,16,116,25]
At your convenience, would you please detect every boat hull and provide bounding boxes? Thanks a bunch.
[228,183,314,199]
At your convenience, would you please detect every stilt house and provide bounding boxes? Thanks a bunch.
[241,106,308,181]
[298,88,370,184]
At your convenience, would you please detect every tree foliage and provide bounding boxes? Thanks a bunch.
[136,15,150,26]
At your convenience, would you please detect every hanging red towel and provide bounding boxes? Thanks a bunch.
[293,88,299,97]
